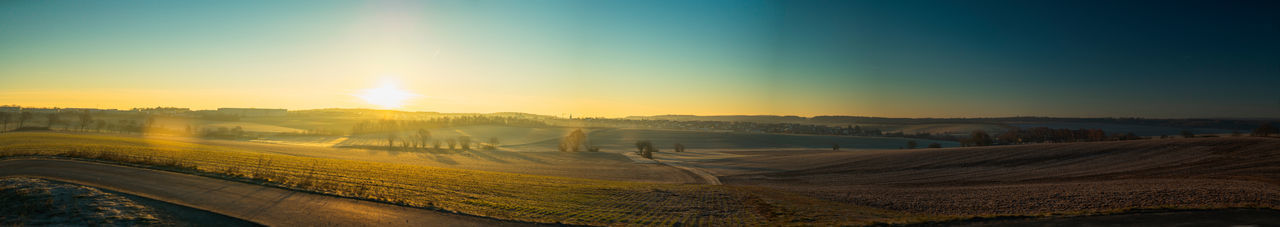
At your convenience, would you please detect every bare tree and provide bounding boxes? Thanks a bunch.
[488,137,500,150]
[387,132,399,150]
[144,115,157,128]
[634,140,657,158]
[634,140,650,154]
[459,136,472,150]
[446,138,457,150]
[0,112,9,131]
[673,143,685,152]
[1254,123,1278,137]
[560,129,587,152]
[906,140,918,149]
[78,110,92,131]
[966,130,993,147]
[17,112,31,128]
[45,113,60,129]
[416,129,431,149]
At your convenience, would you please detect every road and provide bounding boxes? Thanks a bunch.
[0,159,532,227]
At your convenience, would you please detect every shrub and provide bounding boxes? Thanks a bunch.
[1253,123,1278,137]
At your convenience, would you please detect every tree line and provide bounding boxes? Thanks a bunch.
[377,128,502,151]
[0,110,159,134]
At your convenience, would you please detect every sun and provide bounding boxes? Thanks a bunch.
[355,81,419,109]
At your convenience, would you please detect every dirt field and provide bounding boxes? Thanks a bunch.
[711,137,1280,216]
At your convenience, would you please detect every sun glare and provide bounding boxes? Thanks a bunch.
[355,81,418,109]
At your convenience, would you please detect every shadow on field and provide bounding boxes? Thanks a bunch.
[418,152,459,165]
[937,208,1280,226]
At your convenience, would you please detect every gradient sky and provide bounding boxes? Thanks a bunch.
[1,0,1277,118]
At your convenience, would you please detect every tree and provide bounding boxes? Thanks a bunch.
[1253,123,1278,137]
[78,111,92,131]
[928,142,942,148]
[906,140,918,149]
[641,147,653,159]
[997,128,1021,144]
[832,144,840,151]
[46,113,60,129]
[634,141,656,159]
[17,112,32,128]
[416,129,432,149]
[446,138,457,150]
[0,112,9,131]
[144,115,157,128]
[1180,130,1195,138]
[673,143,685,152]
[458,136,472,150]
[231,126,244,138]
[95,120,106,133]
[387,132,399,150]
[967,130,993,146]
[634,140,653,155]
[488,137,500,150]
[634,141,647,153]
[560,129,587,152]
[432,139,442,150]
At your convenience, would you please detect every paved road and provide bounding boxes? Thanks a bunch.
[0,159,532,227]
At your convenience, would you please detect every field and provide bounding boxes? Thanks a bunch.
[512,128,961,151]
[714,137,1280,216]
[151,133,703,184]
[0,132,926,226]
[330,125,576,148]
[3,131,1276,226]
[1009,122,1238,137]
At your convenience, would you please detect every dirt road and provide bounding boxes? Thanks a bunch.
[0,159,532,226]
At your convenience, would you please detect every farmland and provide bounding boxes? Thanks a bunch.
[716,137,1280,216]
[511,128,961,151]
[3,129,1279,225]
[0,132,924,226]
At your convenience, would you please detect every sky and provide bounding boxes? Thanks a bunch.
[1,0,1277,118]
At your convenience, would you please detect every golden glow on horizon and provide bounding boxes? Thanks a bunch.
[354,79,419,109]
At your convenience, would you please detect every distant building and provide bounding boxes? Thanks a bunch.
[63,108,124,114]
[0,106,19,113]
[217,108,287,117]
[131,107,192,115]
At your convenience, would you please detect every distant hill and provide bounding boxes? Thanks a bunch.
[625,115,1277,133]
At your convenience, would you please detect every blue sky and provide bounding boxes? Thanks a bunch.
[1,0,1277,118]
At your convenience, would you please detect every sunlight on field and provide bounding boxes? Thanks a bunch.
[0,132,929,225]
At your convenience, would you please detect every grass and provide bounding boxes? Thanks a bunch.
[0,132,926,226]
